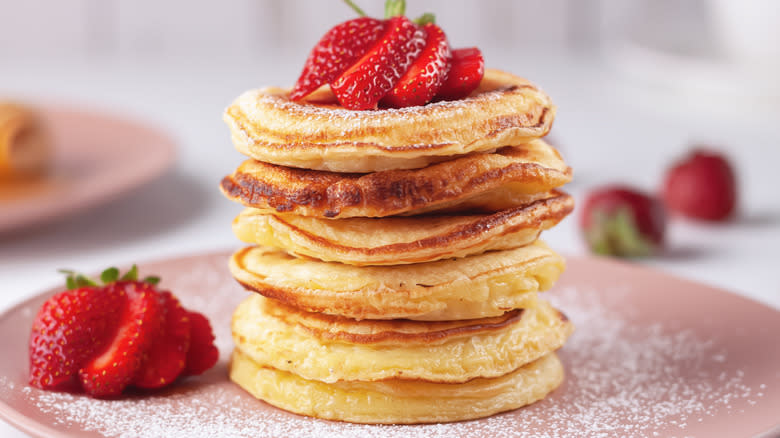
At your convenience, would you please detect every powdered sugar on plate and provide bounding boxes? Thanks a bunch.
[1,253,776,438]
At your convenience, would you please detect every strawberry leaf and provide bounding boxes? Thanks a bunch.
[384,0,406,18]
[142,276,161,286]
[65,276,77,290]
[74,274,98,288]
[120,265,139,282]
[100,267,119,284]
[414,12,435,25]
[343,0,367,16]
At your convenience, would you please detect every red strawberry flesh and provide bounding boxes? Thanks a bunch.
[78,282,163,397]
[663,149,737,221]
[291,17,386,101]
[29,286,123,390]
[381,22,451,108]
[435,47,484,101]
[132,291,191,389]
[331,15,427,110]
[182,311,219,376]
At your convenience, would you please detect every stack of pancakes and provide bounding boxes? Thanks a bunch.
[220,69,575,424]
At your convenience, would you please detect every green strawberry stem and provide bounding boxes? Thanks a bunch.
[343,0,367,16]
[343,0,435,24]
[59,265,160,290]
[385,0,406,17]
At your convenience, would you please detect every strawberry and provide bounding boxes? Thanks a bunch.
[132,291,191,389]
[29,285,123,390]
[182,311,219,376]
[331,15,426,110]
[663,149,737,221]
[290,17,386,101]
[79,281,163,397]
[580,186,666,257]
[29,265,219,398]
[435,47,484,101]
[381,22,451,108]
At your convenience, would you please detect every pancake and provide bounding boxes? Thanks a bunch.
[231,294,572,383]
[224,69,555,172]
[229,240,565,321]
[220,139,571,219]
[0,103,50,180]
[232,191,574,265]
[229,348,563,424]
[223,69,555,173]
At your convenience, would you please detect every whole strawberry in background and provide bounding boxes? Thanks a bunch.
[580,186,666,258]
[291,0,485,109]
[29,266,218,398]
[663,149,737,221]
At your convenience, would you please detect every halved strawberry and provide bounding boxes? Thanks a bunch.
[290,17,386,101]
[331,15,426,110]
[435,47,484,101]
[132,291,191,389]
[78,281,163,397]
[182,311,218,376]
[29,286,123,390]
[381,22,451,108]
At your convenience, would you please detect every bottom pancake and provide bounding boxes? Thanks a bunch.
[229,348,564,424]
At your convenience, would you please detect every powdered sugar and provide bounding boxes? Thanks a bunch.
[4,256,773,437]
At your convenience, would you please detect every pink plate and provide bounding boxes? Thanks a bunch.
[0,251,778,438]
[0,105,176,233]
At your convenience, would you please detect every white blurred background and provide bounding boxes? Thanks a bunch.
[1,3,779,435]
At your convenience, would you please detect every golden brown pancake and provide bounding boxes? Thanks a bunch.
[229,348,564,424]
[229,240,565,321]
[224,69,555,172]
[0,103,50,180]
[231,191,574,265]
[231,294,572,383]
[220,139,571,218]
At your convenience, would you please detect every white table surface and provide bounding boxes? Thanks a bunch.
[1,50,779,437]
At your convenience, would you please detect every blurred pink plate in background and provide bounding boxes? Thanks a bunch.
[0,251,778,437]
[0,105,176,233]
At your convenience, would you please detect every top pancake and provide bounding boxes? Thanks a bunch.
[224,69,555,172]
[220,138,571,218]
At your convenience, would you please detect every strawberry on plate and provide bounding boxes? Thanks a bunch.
[580,185,666,258]
[28,266,219,398]
[381,22,451,108]
[662,149,737,221]
[132,291,191,389]
[182,311,219,376]
[79,281,163,397]
[435,47,485,101]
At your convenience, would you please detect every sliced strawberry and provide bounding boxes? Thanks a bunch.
[79,282,163,397]
[182,311,218,376]
[132,291,191,389]
[331,15,426,110]
[291,17,386,101]
[381,22,451,108]
[435,47,484,101]
[29,286,123,390]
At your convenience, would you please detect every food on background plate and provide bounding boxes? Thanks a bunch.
[580,186,666,258]
[29,266,218,398]
[663,149,737,221]
[220,0,575,423]
[0,103,51,181]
